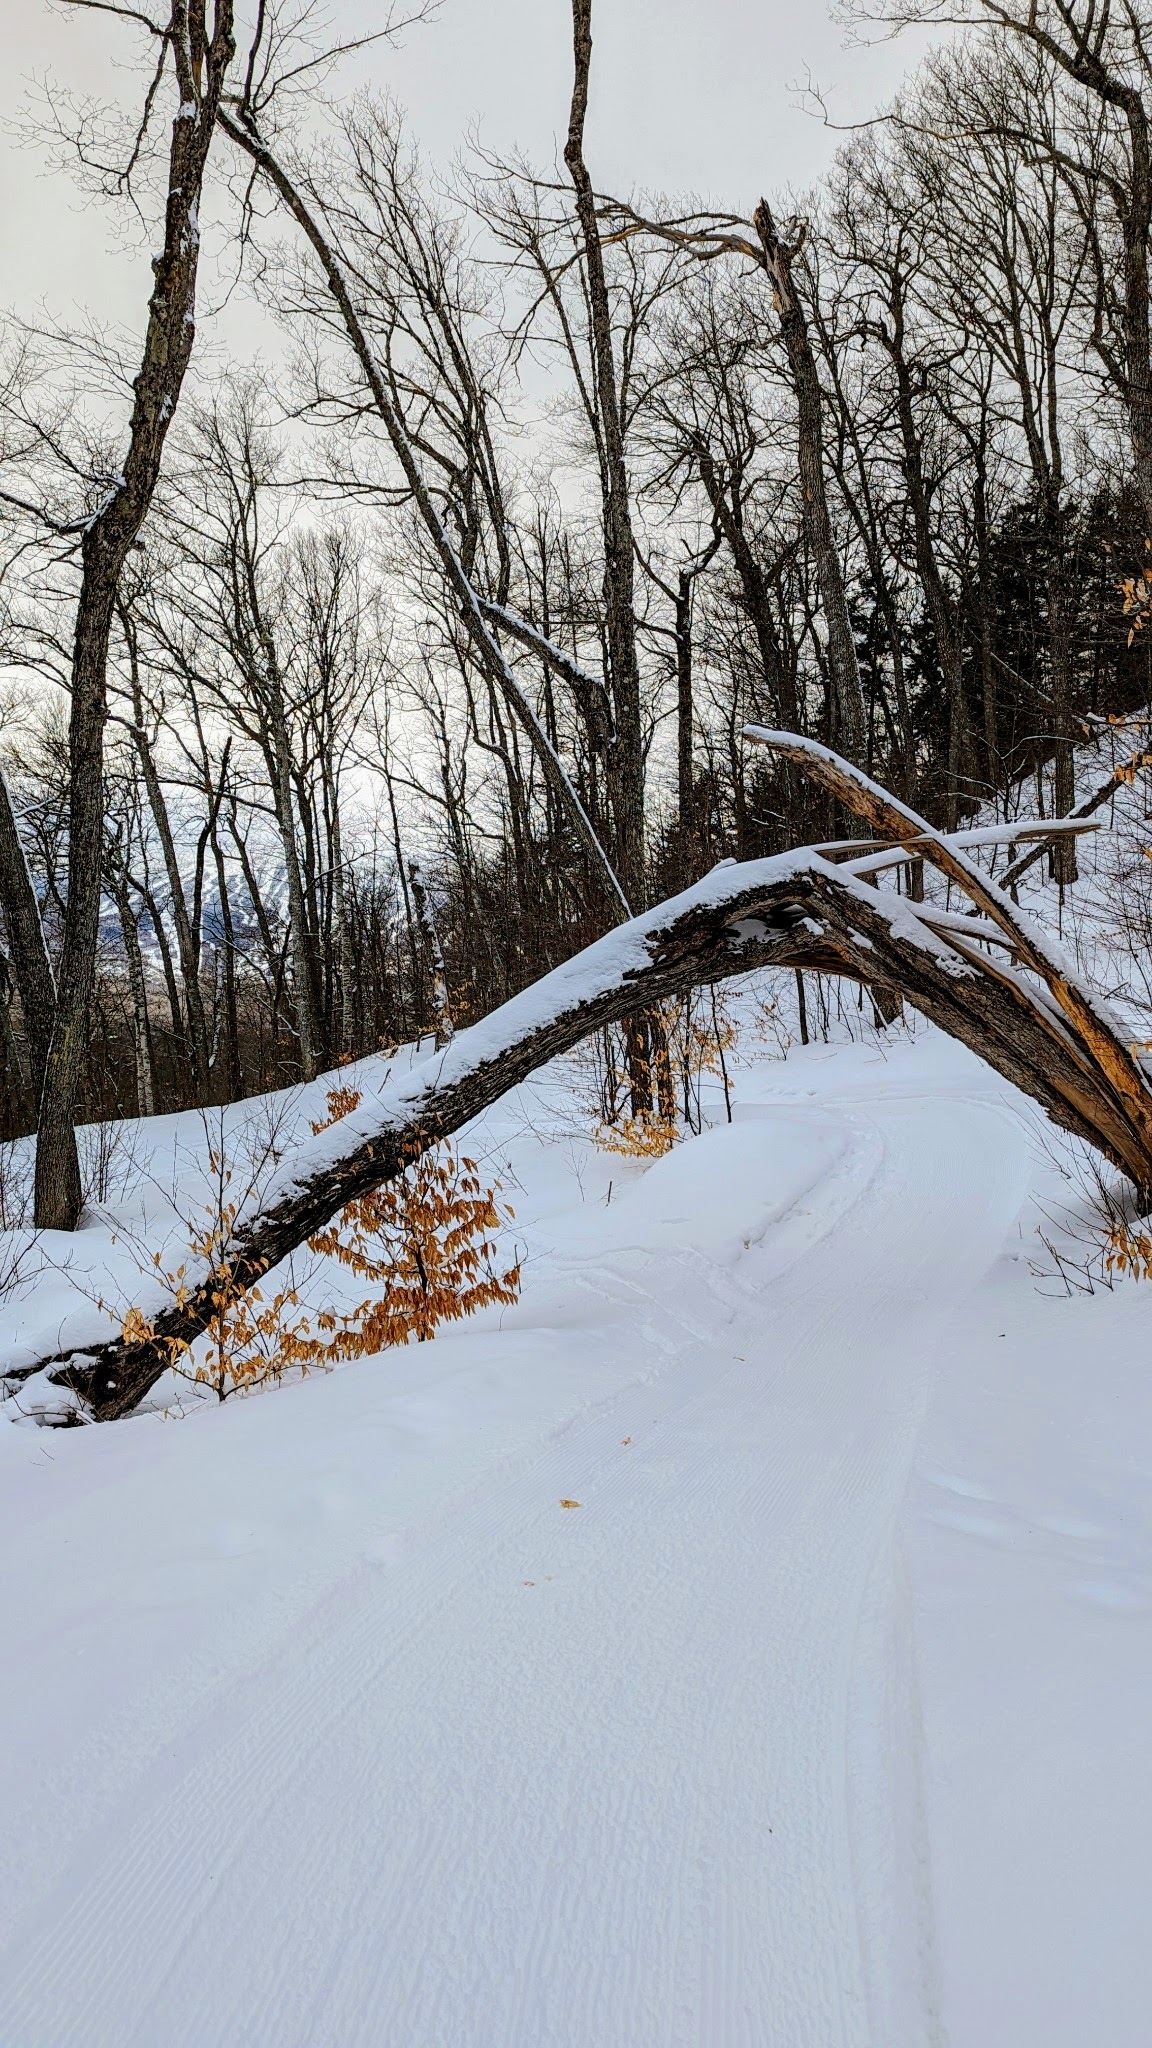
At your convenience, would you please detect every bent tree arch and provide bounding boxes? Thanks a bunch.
[13,733,1152,1422]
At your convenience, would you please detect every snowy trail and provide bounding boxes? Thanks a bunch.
[0,1087,1029,2047]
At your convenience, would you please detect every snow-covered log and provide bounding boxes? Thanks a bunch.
[17,737,1152,1423]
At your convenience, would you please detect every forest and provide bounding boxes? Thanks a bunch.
[4,0,1152,1219]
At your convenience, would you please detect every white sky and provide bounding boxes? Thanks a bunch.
[2,1,941,346]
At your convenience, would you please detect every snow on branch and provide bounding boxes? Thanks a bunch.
[839,817,1100,880]
[744,726,1152,1167]
[476,599,615,754]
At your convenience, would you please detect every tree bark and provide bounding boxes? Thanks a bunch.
[107,855,155,1118]
[675,567,696,845]
[752,202,867,761]
[565,0,647,905]
[407,861,454,1049]
[122,628,212,1097]
[881,312,969,824]
[265,684,323,1081]
[34,1,236,1230]
[1047,550,1079,887]
[0,949,30,1134]
[0,765,57,1109]
[209,818,242,1100]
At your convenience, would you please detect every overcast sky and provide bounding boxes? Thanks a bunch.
[2,1,940,344]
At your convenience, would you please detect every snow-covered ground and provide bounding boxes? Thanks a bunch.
[1,991,1149,2043]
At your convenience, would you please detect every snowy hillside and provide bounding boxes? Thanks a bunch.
[2,781,1151,2046]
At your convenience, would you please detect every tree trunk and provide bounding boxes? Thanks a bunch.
[108,859,155,1118]
[752,201,866,761]
[0,765,57,1108]
[1117,94,1152,532]
[407,861,454,1050]
[125,666,212,1098]
[34,1,236,1230]
[1048,552,1079,888]
[696,444,803,839]
[265,712,323,1081]
[565,0,647,906]
[675,568,696,851]
[209,823,242,1101]
[0,949,32,1134]
[885,321,968,825]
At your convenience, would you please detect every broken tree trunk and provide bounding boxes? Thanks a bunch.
[12,736,1152,1424]
[745,726,1152,1181]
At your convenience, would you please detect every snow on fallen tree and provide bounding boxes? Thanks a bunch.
[8,735,1152,1424]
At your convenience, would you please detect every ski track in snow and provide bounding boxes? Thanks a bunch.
[0,1085,1029,2048]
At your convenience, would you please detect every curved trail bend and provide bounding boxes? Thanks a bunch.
[0,1081,1028,2047]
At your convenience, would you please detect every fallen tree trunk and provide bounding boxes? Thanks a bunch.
[11,738,1152,1423]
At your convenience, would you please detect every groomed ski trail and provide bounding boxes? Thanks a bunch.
[0,1087,1029,2047]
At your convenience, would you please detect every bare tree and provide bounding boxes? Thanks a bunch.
[30,0,237,1228]
[847,0,1152,527]
[215,97,632,924]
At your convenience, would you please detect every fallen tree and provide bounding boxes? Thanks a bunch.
[7,734,1152,1423]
